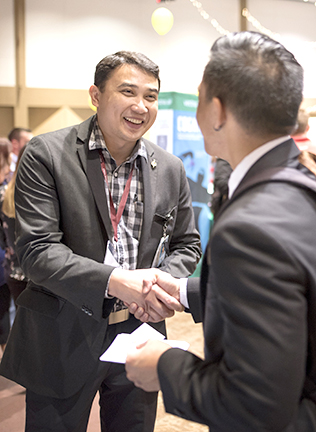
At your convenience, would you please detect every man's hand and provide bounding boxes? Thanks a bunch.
[125,339,171,392]
[144,270,181,303]
[127,270,183,322]
[108,268,182,322]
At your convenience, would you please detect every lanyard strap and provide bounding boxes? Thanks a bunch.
[98,149,134,242]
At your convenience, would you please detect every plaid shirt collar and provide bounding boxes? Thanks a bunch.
[89,116,148,164]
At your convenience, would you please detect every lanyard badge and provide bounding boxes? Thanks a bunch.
[152,215,172,268]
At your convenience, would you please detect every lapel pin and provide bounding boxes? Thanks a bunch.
[151,159,157,169]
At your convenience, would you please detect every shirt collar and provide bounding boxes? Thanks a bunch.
[11,153,18,163]
[89,117,148,163]
[228,135,290,198]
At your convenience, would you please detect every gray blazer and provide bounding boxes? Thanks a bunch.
[0,115,201,398]
[159,139,316,431]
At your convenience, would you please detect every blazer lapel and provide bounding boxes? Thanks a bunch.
[137,142,157,267]
[76,125,113,240]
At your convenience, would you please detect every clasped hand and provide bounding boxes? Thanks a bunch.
[108,268,183,322]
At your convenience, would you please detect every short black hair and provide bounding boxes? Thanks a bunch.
[202,31,303,136]
[94,51,160,92]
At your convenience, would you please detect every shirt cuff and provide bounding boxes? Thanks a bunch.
[104,269,116,298]
[179,277,189,309]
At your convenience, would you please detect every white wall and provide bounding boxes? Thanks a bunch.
[1,0,316,96]
[0,0,15,87]
[248,0,316,98]
[23,0,239,93]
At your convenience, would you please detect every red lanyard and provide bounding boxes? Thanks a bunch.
[98,150,134,242]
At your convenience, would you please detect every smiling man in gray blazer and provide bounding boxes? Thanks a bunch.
[126,32,316,431]
[0,51,201,432]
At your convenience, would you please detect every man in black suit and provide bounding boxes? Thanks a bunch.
[126,32,316,431]
[0,51,201,431]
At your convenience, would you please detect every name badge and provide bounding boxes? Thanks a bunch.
[152,235,169,268]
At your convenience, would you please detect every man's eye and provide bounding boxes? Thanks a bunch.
[146,95,157,101]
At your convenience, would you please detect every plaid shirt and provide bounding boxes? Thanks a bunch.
[89,118,146,272]
[89,119,147,312]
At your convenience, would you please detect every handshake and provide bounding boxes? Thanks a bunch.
[108,268,185,323]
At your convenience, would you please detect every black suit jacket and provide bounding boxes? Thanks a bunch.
[0,115,201,398]
[158,139,316,431]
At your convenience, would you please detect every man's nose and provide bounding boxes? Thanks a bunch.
[132,99,148,113]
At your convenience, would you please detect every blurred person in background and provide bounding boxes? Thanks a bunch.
[0,137,12,356]
[292,107,316,158]
[1,145,28,306]
[7,127,33,180]
[210,157,232,220]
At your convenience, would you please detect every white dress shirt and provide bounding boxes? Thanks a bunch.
[228,136,290,198]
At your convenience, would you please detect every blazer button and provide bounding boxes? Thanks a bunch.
[82,305,93,316]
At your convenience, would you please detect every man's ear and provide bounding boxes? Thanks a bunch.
[212,97,226,130]
[89,85,100,109]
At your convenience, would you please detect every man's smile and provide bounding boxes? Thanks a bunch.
[124,117,144,125]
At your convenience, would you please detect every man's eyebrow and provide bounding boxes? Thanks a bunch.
[117,83,159,93]
[117,83,137,90]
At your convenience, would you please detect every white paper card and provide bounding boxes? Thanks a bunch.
[129,323,165,344]
[99,323,189,363]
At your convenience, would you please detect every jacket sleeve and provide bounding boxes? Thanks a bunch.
[186,277,202,323]
[15,134,115,322]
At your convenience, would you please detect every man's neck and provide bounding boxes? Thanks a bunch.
[228,135,290,198]
[228,133,286,170]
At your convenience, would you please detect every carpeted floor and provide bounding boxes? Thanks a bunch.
[0,311,208,431]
